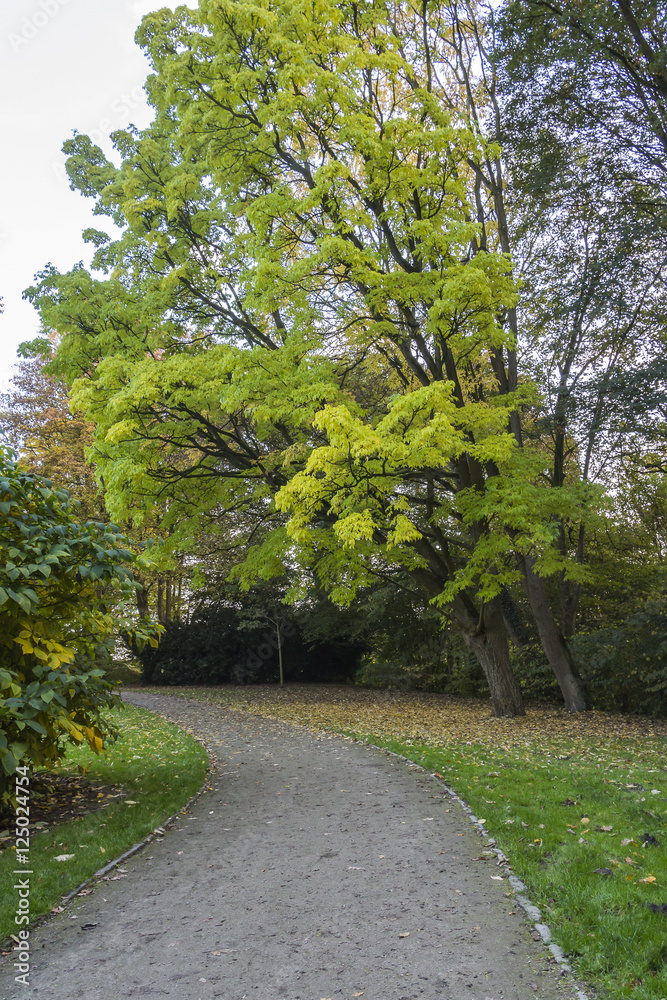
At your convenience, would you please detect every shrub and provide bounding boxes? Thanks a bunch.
[135,602,363,685]
[0,448,155,810]
[570,599,667,714]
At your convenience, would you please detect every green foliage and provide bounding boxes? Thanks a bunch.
[510,599,667,714]
[0,447,157,809]
[570,600,667,715]
[136,599,363,686]
[354,652,488,697]
[23,0,617,715]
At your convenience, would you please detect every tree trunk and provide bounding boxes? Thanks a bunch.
[458,597,525,717]
[157,576,164,624]
[136,577,149,618]
[521,557,587,711]
[165,574,172,623]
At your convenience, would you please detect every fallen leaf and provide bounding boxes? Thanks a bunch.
[600,825,613,832]
[491,875,504,880]
[593,867,613,876]
[351,993,365,997]
[580,817,590,825]
[54,854,75,862]
[638,875,657,884]
[398,932,410,938]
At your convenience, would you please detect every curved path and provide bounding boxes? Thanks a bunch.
[1,693,581,1000]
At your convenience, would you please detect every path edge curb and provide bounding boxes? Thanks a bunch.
[364,741,592,1000]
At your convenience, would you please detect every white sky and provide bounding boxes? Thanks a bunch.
[0,0,195,391]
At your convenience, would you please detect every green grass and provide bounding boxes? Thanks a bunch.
[0,703,208,941]
[363,734,667,1000]
[105,658,143,687]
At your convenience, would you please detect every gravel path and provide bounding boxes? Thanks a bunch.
[0,692,582,1000]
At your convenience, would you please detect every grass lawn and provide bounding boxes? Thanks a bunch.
[147,684,667,1000]
[0,702,208,943]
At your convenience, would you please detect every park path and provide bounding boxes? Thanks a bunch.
[0,692,581,1000]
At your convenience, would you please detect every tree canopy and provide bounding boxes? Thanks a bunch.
[21,0,667,716]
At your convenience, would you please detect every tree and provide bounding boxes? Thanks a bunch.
[0,447,158,810]
[0,340,104,520]
[495,0,667,638]
[26,0,601,715]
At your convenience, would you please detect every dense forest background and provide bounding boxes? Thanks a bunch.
[2,0,666,716]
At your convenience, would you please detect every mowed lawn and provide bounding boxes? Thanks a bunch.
[148,684,667,1000]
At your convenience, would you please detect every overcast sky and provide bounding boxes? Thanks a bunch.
[0,0,195,391]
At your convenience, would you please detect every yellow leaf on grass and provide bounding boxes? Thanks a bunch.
[638,875,656,883]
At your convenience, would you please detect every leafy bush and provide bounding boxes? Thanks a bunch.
[355,660,418,691]
[135,602,363,685]
[511,643,561,701]
[570,599,667,714]
[0,448,155,810]
[355,646,489,696]
[508,600,667,713]
[137,606,268,685]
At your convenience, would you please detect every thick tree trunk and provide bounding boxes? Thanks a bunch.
[458,596,525,717]
[521,557,586,711]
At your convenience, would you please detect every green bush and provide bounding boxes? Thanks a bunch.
[570,599,667,714]
[135,602,363,686]
[0,448,157,811]
[355,648,489,696]
[508,600,667,713]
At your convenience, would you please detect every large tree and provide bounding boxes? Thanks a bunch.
[27,0,598,715]
[495,0,667,635]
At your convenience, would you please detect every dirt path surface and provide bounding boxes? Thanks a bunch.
[1,693,582,1000]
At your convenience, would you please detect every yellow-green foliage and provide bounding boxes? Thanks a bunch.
[0,448,158,808]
